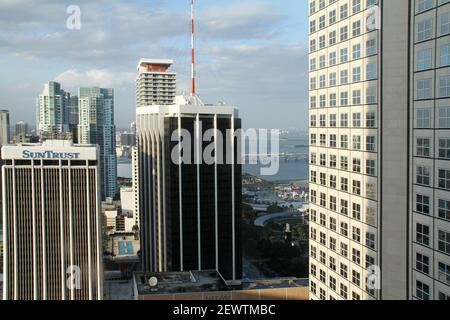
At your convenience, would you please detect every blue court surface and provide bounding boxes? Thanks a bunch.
[117,241,134,255]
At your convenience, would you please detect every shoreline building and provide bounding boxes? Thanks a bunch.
[36,81,70,136]
[78,87,117,199]
[136,59,242,282]
[308,0,450,300]
[1,140,103,300]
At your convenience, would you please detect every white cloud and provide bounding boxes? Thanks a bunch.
[54,69,135,92]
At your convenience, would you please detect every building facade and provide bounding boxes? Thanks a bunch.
[308,0,412,300]
[410,0,450,301]
[78,87,117,199]
[36,81,70,136]
[1,140,103,300]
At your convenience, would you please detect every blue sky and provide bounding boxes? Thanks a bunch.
[0,0,308,130]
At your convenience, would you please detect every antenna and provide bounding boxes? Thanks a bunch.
[190,0,196,96]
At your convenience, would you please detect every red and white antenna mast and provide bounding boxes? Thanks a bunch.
[190,0,196,96]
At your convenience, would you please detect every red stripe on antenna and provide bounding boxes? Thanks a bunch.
[191,0,196,96]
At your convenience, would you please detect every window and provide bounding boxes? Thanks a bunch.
[340,263,348,279]
[366,232,376,249]
[340,70,348,84]
[353,113,361,127]
[417,0,433,13]
[366,87,377,104]
[439,169,450,190]
[366,159,376,176]
[438,230,450,254]
[440,44,450,67]
[352,270,361,287]
[439,139,450,159]
[441,12,450,36]
[353,66,361,82]
[341,92,348,106]
[440,75,450,97]
[417,49,433,70]
[340,4,348,20]
[416,194,430,214]
[353,135,361,150]
[438,262,450,285]
[416,109,431,128]
[352,226,361,242]
[416,281,430,300]
[438,199,450,221]
[439,107,450,128]
[340,283,348,300]
[329,30,337,45]
[341,177,348,192]
[352,44,361,60]
[341,135,348,149]
[352,203,361,220]
[366,63,377,80]
[416,138,431,157]
[417,78,432,99]
[417,19,433,42]
[353,158,361,173]
[340,48,348,63]
[416,166,431,186]
[352,248,361,265]
[416,223,430,246]
[367,112,376,127]
[341,113,348,127]
[416,253,430,275]
[352,90,361,105]
[366,38,377,56]
[352,180,361,195]
[352,20,361,37]
[341,26,348,41]
[366,136,376,152]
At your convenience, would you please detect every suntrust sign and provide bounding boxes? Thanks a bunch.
[22,150,81,159]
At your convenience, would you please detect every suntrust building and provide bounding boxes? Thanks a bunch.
[2,140,103,300]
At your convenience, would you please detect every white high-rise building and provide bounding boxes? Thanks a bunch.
[78,87,117,199]
[136,59,177,108]
[36,81,70,136]
[410,0,450,301]
[308,0,411,300]
[309,0,450,301]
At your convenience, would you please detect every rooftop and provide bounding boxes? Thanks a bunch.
[134,270,229,296]
[133,270,309,297]
[137,58,174,70]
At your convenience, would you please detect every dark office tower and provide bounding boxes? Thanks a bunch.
[137,99,242,282]
[1,140,103,300]
[136,58,242,282]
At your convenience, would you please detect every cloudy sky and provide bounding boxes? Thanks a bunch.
[0,0,308,130]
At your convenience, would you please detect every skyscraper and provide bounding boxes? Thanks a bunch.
[136,59,177,108]
[308,0,450,301]
[36,81,70,136]
[136,59,242,282]
[69,96,79,144]
[14,122,28,136]
[1,139,103,300]
[78,87,117,199]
